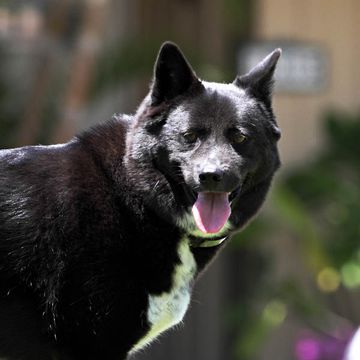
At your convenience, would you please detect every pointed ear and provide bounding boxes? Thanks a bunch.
[234,48,281,106]
[150,42,199,105]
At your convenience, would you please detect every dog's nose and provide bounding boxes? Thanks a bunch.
[199,169,224,186]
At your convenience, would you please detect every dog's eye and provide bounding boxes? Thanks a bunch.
[183,131,198,143]
[228,129,246,144]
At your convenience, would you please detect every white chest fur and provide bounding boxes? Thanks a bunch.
[131,238,197,353]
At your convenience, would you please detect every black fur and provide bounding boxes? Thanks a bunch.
[0,42,281,359]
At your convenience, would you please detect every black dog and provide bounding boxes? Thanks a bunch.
[0,42,281,359]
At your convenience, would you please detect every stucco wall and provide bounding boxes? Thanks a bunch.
[255,0,360,168]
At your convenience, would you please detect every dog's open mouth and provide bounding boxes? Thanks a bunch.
[191,188,240,234]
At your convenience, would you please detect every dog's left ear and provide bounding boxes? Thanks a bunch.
[234,49,281,107]
[150,42,200,105]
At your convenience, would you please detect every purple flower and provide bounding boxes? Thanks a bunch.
[295,338,320,360]
[295,328,354,360]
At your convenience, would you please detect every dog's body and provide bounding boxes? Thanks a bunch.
[0,43,281,359]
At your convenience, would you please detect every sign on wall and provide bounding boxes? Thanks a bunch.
[237,42,329,94]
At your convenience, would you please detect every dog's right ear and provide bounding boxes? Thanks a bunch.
[234,49,281,107]
[150,42,200,106]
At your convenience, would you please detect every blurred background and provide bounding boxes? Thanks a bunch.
[0,1,359,359]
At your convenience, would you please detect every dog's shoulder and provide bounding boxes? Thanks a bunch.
[0,115,131,251]
[77,114,130,165]
[0,114,130,186]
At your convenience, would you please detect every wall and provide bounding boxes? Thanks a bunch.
[255,0,360,168]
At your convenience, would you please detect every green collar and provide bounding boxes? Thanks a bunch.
[189,235,228,248]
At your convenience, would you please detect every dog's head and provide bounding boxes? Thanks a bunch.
[126,42,281,236]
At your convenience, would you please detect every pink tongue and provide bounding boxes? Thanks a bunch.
[192,192,231,234]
